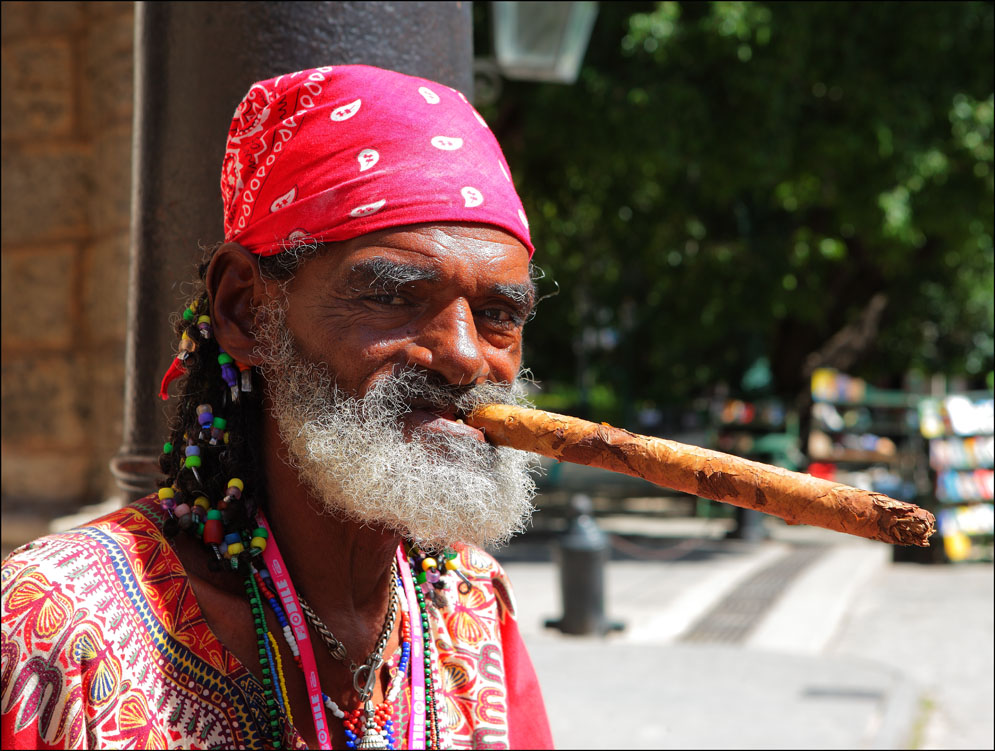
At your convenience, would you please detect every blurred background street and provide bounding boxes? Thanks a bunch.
[495,509,993,750]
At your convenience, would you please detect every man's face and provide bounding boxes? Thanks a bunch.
[253,223,539,549]
[280,223,531,406]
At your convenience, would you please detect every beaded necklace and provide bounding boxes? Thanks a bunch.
[298,562,399,750]
[256,511,436,750]
[255,562,407,749]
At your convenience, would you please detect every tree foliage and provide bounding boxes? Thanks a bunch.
[481,1,994,420]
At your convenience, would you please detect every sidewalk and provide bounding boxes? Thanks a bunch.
[494,517,994,749]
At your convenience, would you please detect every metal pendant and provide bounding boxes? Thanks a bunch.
[357,723,388,749]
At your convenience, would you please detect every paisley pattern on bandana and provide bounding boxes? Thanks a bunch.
[220,65,534,257]
[1,499,550,750]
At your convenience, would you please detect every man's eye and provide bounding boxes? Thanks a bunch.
[367,293,407,306]
[479,308,516,324]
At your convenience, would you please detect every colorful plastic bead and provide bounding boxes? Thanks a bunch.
[421,557,437,571]
[203,509,224,544]
[179,331,196,359]
[197,314,212,338]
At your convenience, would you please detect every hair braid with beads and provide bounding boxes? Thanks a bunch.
[157,242,321,567]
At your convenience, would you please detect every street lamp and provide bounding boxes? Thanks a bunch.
[492,1,599,84]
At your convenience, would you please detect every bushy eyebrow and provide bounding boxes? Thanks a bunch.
[492,281,536,312]
[347,257,536,317]
[348,259,440,292]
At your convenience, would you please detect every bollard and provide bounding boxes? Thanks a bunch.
[545,494,625,636]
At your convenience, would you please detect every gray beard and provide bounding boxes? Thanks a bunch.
[254,299,539,550]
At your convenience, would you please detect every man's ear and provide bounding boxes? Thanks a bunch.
[206,243,269,366]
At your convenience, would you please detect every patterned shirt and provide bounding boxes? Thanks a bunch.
[1,498,552,749]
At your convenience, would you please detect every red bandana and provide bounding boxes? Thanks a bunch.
[221,64,534,257]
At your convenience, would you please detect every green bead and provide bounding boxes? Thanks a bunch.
[206,509,222,520]
[253,527,268,539]
[218,353,234,365]
[196,523,205,536]
[184,455,201,468]
[262,677,272,685]
[212,416,227,429]
[416,571,427,584]
[183,308,195,321]
[163,442,173,454]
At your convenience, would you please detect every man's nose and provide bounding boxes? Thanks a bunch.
[405,299,488,385]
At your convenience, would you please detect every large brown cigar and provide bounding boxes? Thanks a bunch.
[467,404,936,547]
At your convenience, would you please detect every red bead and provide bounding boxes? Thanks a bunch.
[203,518,224,544]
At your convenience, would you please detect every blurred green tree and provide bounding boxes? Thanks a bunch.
[481,1,994,421]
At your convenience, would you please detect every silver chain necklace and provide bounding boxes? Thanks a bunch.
[298,559,399,750]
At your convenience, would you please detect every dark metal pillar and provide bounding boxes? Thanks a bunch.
[112,1,474,499]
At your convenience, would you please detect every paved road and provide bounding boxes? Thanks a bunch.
[495,518,994,749]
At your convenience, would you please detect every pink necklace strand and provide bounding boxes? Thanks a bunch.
[257,513,332,749]
[397,547,427,749]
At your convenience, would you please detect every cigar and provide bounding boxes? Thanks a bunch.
[467,404,936,547]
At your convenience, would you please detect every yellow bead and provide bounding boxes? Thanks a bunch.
[197,314,211,324]
[227,542,244,557]
[194,496,210,511]
[421,557,437,571]
[158,487,174,500]
[228,478,244,491]
[251,536,268,551]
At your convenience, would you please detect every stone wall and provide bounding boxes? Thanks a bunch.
[1,1,135,545]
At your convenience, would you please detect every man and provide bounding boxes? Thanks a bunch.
[2,65,553,750]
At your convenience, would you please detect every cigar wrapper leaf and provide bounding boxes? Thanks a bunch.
[467,404,936,547]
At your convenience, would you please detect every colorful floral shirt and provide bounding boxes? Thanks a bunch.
[1,498,552,749]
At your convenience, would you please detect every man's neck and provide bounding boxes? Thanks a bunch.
[260,411,402,658]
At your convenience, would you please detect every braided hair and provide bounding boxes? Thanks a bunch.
[157,242,321,567]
